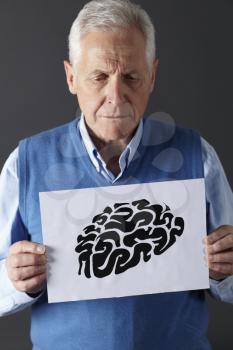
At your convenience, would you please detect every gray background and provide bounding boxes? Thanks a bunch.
[0,0,232,349]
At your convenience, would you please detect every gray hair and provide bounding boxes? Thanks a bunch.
[68,0,156,70]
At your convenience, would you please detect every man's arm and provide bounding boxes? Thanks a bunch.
[0,148,45,317]
[202,137,233,303]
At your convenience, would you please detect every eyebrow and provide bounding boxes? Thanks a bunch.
[88,70,106,77]
[88,69,139,77]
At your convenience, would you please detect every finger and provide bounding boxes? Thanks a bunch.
[9,241,46,255]
[209,262,233,275]
[208,234,233,253]
[209,251,233,264]
[10,253,47,268]
[10,265,47,282]
[206,225,233,245]
[14,272,47,293]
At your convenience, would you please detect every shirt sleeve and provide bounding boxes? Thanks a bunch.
[0,147,41,317]
[202,137,233,304]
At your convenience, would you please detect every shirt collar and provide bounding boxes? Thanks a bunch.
[78,113,100,171]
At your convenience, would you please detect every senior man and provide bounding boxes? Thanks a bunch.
[1,0,233,349]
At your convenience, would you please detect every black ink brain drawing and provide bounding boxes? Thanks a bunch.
[75,199,184,278]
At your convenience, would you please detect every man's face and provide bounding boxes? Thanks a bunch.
[64,27,158,143]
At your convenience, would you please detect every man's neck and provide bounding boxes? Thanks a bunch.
[86,126,136,176]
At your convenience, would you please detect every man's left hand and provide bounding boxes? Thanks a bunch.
[206,225,233,281]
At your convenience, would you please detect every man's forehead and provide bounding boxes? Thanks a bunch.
[85,46,136,60]
[77,29,147,71]
[82,47,143,73]
[80,29,145,54]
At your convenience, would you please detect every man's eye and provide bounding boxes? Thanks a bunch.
[94,74,108,81]
[124,74,138,82]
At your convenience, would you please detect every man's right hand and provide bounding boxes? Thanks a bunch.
[6,240,47,294]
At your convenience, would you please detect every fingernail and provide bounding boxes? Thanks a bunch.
[203,237,208,244]
[37,245,45,253]
[43,246,48,256]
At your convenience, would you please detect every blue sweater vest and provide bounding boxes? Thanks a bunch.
[17,117,212,350]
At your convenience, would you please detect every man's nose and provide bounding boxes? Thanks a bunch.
[105,76,126,105]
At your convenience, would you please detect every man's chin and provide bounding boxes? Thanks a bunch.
[90,117,137,143]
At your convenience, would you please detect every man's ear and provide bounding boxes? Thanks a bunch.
[149,58,159,93]
[63,60,77,95]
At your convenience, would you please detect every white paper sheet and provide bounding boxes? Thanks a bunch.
[39,178,209,303]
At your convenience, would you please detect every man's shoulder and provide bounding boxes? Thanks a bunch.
[19,118,78,146]
[142,117,201,146]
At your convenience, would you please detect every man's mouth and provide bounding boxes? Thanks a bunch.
[101,115,129,119]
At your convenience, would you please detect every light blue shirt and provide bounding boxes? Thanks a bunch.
[0,114,233,317]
